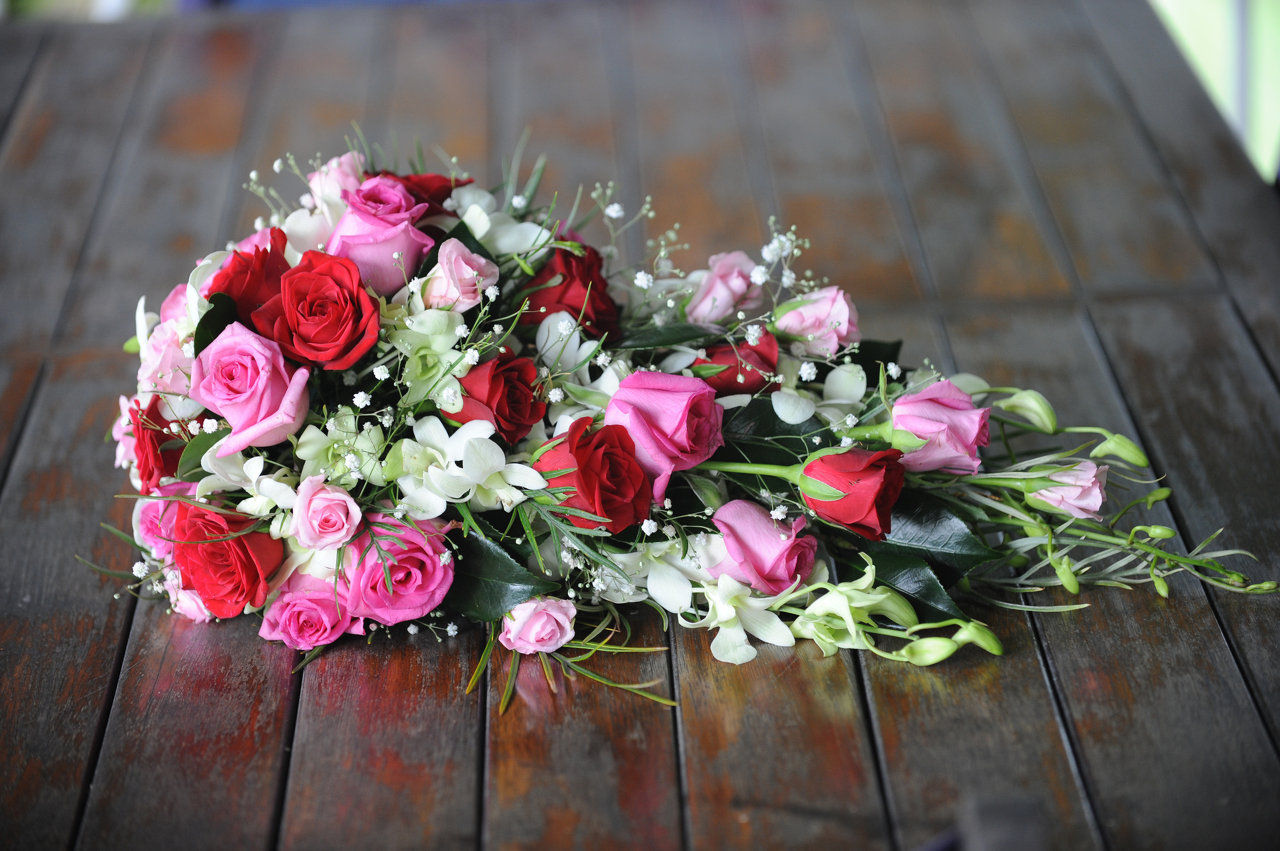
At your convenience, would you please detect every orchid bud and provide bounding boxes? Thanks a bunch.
[1089,432,1148,467]
[995,389,1058,434]
[902,636,959,666]
[952,621,1003,656]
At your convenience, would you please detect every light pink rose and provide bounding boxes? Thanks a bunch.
[417,238,498,311]
[1030,461,1109,519]
[326,176,434,297]
[602,371,725,502]
[292,476,362,550]
[133,481,197,561]
[346,514,454,625]
[160,284,188,323]
[307,151,366,204]
[164,568,214,623]
[891,379,990,474]
[188,322,311,457]
[498,596,576,654]
[772,286,860,357]
[685,251,762,324]
[113,395,136,469]
[707,500,818,595]
[138,319,193,401]
[260,572,364,650]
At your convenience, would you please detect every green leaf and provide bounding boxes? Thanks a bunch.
[447,531,558,621]
[614,323,721,351]
[856,543,967,622]
[719,397,836,466]
[193,293,238,357]
[690,363,730,379]
[176,429,231,481]
[881,491,1001,583]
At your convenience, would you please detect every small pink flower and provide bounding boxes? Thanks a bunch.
[345,514,454,625]
[685,251,761,324]
[772,286,860,357]
[164,568,214,623]
[1031,461,1109,519]
[499,597,576,654]
[188,322,311,457]
[292,476,362,550]
[260,572,364,651]
[417,238,498,312]
[326,176,434,296]
[602,371,725,502]
[708,500,817,595]
[891,379,990,474]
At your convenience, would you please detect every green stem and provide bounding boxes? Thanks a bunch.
[697,460,799,483]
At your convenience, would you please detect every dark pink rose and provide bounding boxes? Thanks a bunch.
[708,500,817,595]
[326,176,434,296]
[346,514,454,625]
[260,572,364,651]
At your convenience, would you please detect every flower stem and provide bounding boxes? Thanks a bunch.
[697,460,799,483]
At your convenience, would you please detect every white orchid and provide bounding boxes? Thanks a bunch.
[684,574,795,664]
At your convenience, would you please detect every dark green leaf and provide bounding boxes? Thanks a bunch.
[447,531,558,621]
[856,543,967,621]
[882,491,1001,582]
[690,363,730,379]
[176,429,231,482]
[718,397,836,466]
[614,323,722,351]
[193,293,238,357]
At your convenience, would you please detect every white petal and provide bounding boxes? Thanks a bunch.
[771,390,817,425]
[738,607,796,647]
[824,363,867,403]
[710,621,757,664]
[647,561,694,613]
[502,463,548,491]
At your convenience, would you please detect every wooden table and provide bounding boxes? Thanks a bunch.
[2,0,1279,847]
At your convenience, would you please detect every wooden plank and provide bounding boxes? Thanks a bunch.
[1077,0,1280,376]
[0,26,42,142]
[853,0,1070,300]
[949,302,1280,845]
[965,0,1216,292]
[0,351,137,849]
[737,0,919,302]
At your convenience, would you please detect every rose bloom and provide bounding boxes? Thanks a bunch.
[132,480,197,561]
[801,448,905,541]
[692,331,780,396]
[517,246,620,338]
[173,502,284,619]
[533,416,652,534]
[603,372,725,502]
[685,251,762,325]
[260,572,364,651]
[291,476,362,550]
[416,237,498,312]
[452,352,546,444]
[188,322,310,457]
[498,597,576,654]
[1030,461,1109,520]
[371,170,473,219]
[252,251,380,370]
[772,286,860,357]
[346,514,454,625]
[326,176,434,296]
[708,500,817,595]
[163,568,213,623]
[137,319,193,403]
[205,227,290,323]
[891,379,990,474]
[129,395,183,494]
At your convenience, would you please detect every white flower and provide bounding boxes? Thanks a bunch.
[373,365,391,381]
[887,361,903,380]
[604,202,624,219]
[744,324,764,346]
[547,388,564,404]
[687,574,795,664]
[798,361,818,382]
[634,271,654,290]
[510,194,527,210]
[750,265,769,285]
[464,349,481,365]
[641,519,659,535]
[352,391,371,409]
[770,506,787,521]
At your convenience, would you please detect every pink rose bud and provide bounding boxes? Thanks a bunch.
[259,572,364,651]
[771,286,860,357]
[417,238,499,311]
[603,371,725,502]
[345,514,454,625]
[163,568,214,623]
[189,322,311,457]
[307,151,366,203]
[498,597,577,654]
[291,476,362,550]
[326,176,434,297]
[684,250,762,324]
[1030,461,1109,519]
[891,379,990,474]
[708,500,817,595]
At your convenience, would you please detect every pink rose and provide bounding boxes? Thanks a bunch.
[188,322,311,457]
[112,395,136,469]
[137,319,193,403]
[771,286,860,357]
[292,476,361,550]
[416,238,498,311]
[891,379,990,474]
[346,514,454,624]
[708,500,817,595]
[307,151,365,204]
[1030,461,1109,519]
[260,572,364,651]
[498,596,576,654]
[132,481,197,561]
[326,176,434,297]
[603,371,725,502]
[159,284,188,323]
[163,568,214,623]
[685,251,762,324]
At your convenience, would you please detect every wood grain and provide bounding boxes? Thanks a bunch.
[0,25,42,142]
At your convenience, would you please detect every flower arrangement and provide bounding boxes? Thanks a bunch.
[97,137,1275,707]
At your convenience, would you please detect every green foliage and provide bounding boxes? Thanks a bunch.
[447,530,558,622]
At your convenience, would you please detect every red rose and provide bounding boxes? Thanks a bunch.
[800,448,905,541]
[533,416,651,534]
[371,170,472,219]
[252,251,379,370]
[129,396,183,495]
[453,352,547,445]
[693,332,780,395]
[518,246,620,338]
[207,227,290,324]
[173,502,283,619]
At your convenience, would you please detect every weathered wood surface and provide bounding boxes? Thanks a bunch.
[2,1,1278,848]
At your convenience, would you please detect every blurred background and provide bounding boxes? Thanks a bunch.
[0,0,1276,181]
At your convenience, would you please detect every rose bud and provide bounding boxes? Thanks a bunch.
[891,379,990,474]
[452,352,546,445]
[707,500,817,595]
[517,246,620,339]
[498,597,577,654]
[800,448,905,541]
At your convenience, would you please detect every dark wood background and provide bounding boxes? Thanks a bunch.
[2,0,1278,847]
